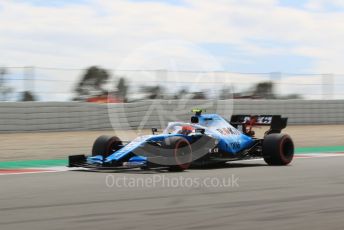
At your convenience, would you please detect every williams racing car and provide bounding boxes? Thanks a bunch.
[68,109,294,171]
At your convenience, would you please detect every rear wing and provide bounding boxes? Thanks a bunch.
[230,115,288,135]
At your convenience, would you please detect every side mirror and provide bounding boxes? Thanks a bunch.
[151,128,158,135]
[195,128,205,134]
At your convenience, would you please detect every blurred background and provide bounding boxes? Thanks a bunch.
[2,1,344,103]
[0,66,343,102]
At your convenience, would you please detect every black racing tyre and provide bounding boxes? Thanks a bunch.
[92,135,122,158]
[163,137,192,172]
[263,133,294,166]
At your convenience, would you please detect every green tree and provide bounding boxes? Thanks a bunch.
[20,91,36,101]
[253,81,275,99]
[117,77,128,102]
[219,87,232,100]
[174,87,189,99]
[0,67,13,101]
[140,85,164,99]
[75,66,110,99]
[192,91,207,99]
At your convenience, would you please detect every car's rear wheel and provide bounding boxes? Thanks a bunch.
[263,133,294,165]
[92,135,122,158]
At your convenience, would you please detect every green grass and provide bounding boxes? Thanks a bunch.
[0,159,67,169]
[295,146,344,154]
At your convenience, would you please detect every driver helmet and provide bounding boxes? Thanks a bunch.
[179,125,194,135]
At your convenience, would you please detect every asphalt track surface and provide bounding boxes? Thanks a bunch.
[1,156,344,230]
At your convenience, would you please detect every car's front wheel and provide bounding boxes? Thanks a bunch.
[92,135,122,158]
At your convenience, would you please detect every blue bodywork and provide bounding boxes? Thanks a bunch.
[88,114,255,165]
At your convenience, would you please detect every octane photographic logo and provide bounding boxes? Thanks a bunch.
[105,174,240,189]
[107,39,233,166]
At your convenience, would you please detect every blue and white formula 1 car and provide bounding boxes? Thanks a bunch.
[68,109,294,171]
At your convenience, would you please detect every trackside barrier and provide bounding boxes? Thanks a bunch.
[0,100,343,132]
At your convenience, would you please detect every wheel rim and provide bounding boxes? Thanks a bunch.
[174,140,192,169]
[280,137,294,163]
[106,139,121,156]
